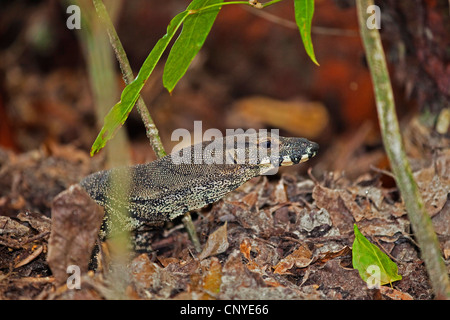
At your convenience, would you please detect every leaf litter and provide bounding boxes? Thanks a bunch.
[0,117,448,300]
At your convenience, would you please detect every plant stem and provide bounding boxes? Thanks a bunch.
[73,0,130,168]
[356,0,450,299]
[92,0,202,249]
[262,0,283,8]
[190,0,283,13]
[92,0,166,158]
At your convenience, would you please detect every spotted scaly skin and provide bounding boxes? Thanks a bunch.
[80,133,319,238]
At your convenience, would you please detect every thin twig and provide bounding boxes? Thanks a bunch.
[23,231,50,244]
[356,0,450,299]
[245,6,358,37]
[92,0,166,158]
[369,164,395,179]
[182,212,202,253]
[14,245,44,269]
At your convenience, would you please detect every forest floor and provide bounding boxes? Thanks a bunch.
[0,116,448,300]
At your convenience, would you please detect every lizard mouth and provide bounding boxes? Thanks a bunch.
[261,150,318,167]
[258,141,319,168]
[282,153,311,166]
[281,144,319,166]
[280,157,301,166]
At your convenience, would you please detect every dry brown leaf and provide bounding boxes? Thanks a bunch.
[357,219,407,241]
[312,184,354,234]
[272,179,288,203]
[273,243,312,274]
[390,202,407,218]
[158,257,179,267]
[241,192,258,208]
[239,238,270,275]
[316,246,351,265]
[0,216,30,238]
[435,149,450,184]
[130,253,160,288]
[379,286,414,300]
[201,257,222,298]
[443,240,450,259]
[199,222,229,260]
[432,198,450,236]
[414,166,449,217]
[47,184,104,285]
[347,185,386,218]
[239,238,252,260]
[220,249,266,298]
[339,189,365,222]
[17,211,51,234]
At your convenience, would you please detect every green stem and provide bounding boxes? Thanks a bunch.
[93,0,166,158]
[190,0,283,13]
[262,0,283,7]
[356,0,450,299]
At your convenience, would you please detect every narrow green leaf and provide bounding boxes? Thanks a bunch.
[163,0,224,93]
[90,11,189,156]
[352,224,402,287]
[293,0,319,65]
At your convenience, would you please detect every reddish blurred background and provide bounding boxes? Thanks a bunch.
[0,0,448,177]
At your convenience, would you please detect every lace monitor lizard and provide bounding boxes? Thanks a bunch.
[80,132,318,240]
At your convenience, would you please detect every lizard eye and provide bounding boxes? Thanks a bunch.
[260,140,271,149]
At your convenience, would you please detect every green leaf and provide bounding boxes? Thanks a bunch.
[293,0,319,66]
[163,0,224,93]
[352,224,402,287]
[90,11,189,156]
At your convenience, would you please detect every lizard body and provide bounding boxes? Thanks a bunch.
[80,132,318,238]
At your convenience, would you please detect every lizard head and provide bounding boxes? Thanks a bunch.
[222,132,319,174]
[170,131,318,175]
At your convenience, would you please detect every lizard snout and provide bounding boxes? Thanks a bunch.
[293,140,319,164]
[308,141,319,158]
